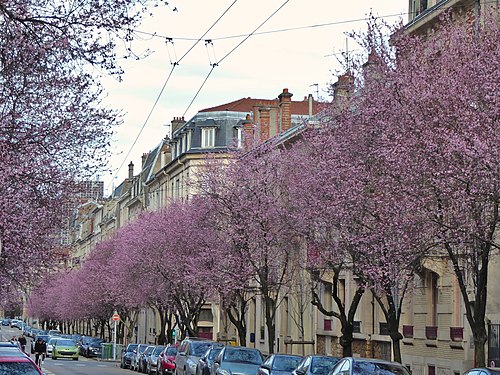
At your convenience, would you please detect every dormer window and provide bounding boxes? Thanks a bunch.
[234,126,243,148]
[201,127,216,148]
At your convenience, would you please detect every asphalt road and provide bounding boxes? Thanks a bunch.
[1,325,131,375]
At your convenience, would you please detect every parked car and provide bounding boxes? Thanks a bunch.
[196,344,224,375]
[139,345,157,373]
[0,341,27,357]
[257,354,303,375]
[51,338,79,361]
[463,369,500,375]
[131,344,150,371]
[328,357,411,375]
[0,319,10,326]
[147,345,166,374]
[0,355,43,374]
[48,329,62,336]
[292,355,340,375]
[213,346,264,375]
[158,344,179,375]
[176,339,218,375]
[121,343,139,369]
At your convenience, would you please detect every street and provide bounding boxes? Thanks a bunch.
[1,326,128,375]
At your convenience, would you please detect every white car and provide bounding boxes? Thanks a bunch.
[46,337,58,358]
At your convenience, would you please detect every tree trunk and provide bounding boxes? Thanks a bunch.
[264,295,277,354]
[227,305,247,346]
[154,307,167,345]
[473,324,488,368]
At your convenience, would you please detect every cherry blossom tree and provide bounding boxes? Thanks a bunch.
[199,144,301,354]
[321,14,499,365]
[0,0,172,299]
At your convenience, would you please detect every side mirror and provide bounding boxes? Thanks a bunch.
[295,370,305,375]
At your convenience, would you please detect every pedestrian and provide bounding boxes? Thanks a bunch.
[10,335,17,343]
[33,337,47,368]
[18,333,27,353]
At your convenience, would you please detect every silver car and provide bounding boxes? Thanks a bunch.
[176,339,217,375]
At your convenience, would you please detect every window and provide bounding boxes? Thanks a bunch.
[187,130,192,151]
[235,127,243,148]
[201,127,215,148]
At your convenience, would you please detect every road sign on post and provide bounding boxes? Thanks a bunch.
[112,312,119,360]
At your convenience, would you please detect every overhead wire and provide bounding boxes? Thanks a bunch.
[181,0,290,118]
[107,0,239,194]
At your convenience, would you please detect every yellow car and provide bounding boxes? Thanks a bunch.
[52,338,79,361]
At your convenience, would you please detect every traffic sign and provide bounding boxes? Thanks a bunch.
[112,313,120,321]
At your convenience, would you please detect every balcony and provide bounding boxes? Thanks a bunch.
[450,327,463,341]
[426,326,438,339]
[403,325,414,338]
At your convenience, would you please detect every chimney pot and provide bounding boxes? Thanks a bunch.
[128,161,134,180]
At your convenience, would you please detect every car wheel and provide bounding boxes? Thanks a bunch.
[52,356,57,360]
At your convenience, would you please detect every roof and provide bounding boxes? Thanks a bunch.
[199,97,322,116]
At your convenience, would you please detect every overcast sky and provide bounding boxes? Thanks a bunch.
[100,1,408,195]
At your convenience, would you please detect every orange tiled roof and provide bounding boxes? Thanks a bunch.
[200,97,322,116]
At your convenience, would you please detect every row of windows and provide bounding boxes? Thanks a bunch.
[171,127,244,159]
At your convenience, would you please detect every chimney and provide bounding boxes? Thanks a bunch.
[142,153,148,167]
[128,161,134,180]
[242,114,254,150]
[278,88,293,132]
[258,108,271,142]
[308,93,313,118]
[332,72,354,106]
[171,116,186,135]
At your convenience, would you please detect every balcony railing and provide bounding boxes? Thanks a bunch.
[450,327,463,341]
[403,325,414,338]
[324,319,332,331]
[426,326,438,340]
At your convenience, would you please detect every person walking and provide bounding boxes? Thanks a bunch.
[33,337,47,367]
[18,333,27,353]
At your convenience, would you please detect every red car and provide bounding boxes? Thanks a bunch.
[158,344,178,375]
[0,355,43,374]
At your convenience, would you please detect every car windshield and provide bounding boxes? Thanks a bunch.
[138,345,148,353]
[154,346,165,355]
[208,348,223,360]
[224,349,262,365]
[55,339,76,346]
[352,361,411,375]
[0,361,40,375]
[310,357,340,375]
[166,346,178,356]
[273,356,302,371]
[192,343,214,356]
[146,347,155,354]
[127,344,139,352]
